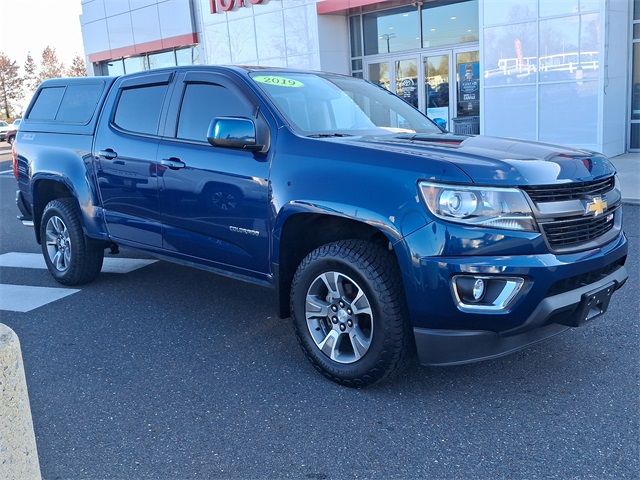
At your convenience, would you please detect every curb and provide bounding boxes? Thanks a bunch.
[0,324,42,480]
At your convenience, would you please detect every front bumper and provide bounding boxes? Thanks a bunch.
[414,264,627,366]
[397,222,628,366]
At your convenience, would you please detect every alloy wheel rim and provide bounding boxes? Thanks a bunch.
[305,271,374,364]
[45,215,71,272]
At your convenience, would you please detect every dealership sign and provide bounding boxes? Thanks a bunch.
[210,0,264,13]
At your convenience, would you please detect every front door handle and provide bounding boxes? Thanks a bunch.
[98,149,118,160]
[160,157,186,170]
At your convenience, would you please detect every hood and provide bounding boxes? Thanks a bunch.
[325,133,615,185]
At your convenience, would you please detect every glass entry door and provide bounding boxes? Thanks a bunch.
[423,53,451,130]
[367,61,391,91]
[365,47,480,133]
[395,58,419,109]
[366,57,420,110]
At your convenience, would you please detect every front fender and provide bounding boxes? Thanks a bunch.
[271,200,407,265]
[269,129,472,266]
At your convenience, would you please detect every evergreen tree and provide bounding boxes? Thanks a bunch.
[67,55,87,77]
[23,53,38,93]
[0,52,24,119]
[38,46,64,82]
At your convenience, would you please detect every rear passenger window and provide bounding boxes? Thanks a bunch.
[177,83,252,142]
[28,87,66,120]
[114,84,167,136]
[56,84,103,123]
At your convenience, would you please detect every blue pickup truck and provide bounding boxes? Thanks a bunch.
[12,67,628,386]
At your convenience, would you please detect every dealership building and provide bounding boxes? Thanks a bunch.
[80,0,635,156]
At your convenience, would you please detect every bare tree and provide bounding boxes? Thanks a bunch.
[67,55,87,77]
[23,53,38,93]
[38,46,64,83]
[0,52,24,119]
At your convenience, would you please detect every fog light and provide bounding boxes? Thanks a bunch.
[451,275,524,312]
[472,278,485,301]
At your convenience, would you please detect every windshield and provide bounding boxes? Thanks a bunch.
[250,72,441,136]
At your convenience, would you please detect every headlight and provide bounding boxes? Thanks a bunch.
[419,181,537,231]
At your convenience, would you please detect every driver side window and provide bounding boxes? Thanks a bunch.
[177,83,252,142]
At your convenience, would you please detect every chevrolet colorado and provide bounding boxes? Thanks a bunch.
[13,67,628,386]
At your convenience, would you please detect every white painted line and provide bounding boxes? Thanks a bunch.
[100,256,158,273]
[0,284,80,312]
[0,169,12,174]
[0,252,157,274]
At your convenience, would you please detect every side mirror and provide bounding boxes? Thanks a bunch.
[207,117,262,151]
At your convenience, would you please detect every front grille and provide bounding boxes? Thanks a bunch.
[547,257,626,296]
[523,176,615,203]
[540,207,617,249]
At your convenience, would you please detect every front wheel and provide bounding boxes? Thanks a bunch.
[291,240,413,387]
[40,198,104,285]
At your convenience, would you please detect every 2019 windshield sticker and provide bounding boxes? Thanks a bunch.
[253,75,304,88]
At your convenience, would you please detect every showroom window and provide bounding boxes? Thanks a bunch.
[95,46,199,76]
[362,6,420,56]
[355,1,478,59]
[481,0,601,146]
[422,0,479,49]
[631,0,640,150]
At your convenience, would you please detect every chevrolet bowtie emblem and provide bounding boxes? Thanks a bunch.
[585,197,607,216]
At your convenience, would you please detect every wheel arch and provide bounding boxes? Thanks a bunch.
[273,203,407,319]
[31,176,79,244]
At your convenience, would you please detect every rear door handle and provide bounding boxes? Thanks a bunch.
[160,157,186,170]
[98,149,118,160]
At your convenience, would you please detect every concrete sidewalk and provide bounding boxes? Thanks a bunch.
[610,153,640,204]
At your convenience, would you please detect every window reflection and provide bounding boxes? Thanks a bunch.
[98,47,199,76]
[396,59,418,108]
[148,51,176,70]
[539,14,599,82]
[483,22,537,86]
[363,6,420,55]
[482,0,536,26]
[539,81,597,144]
[539,0,579,17]
[368,62,391,91]
[424,55,450,129]
[124,56,147,74]
[350,16,362,57]
[422,0,478,48]
[105,59,124,76]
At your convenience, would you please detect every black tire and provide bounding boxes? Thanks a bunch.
[7,136,14,146]
[40,198,104,285]
[291,240,414,387]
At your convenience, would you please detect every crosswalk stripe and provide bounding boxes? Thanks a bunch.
[0,169,12,174]
[0,252,157,273]
[0,284,80,312]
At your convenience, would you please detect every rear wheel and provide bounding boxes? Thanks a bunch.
[291,240,413,387]
[40,198,104,285]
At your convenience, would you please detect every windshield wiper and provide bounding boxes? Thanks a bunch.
[306,133,354,138]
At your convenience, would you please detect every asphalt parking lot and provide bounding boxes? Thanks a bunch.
[0,143,638,479]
